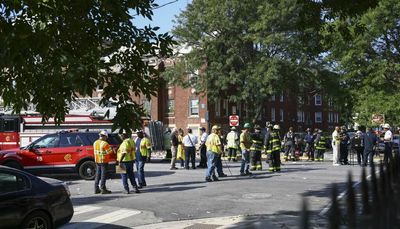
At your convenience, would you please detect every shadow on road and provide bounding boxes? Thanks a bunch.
[61,222,131,229]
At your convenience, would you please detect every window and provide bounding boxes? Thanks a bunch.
[271,95,276,101]
[334,113,339,123]
[328,98,334,107]
[328,112,334,123]
[189,99,199,116]
[280,109,284,122]
[315,112,322,123]
[236,102,241,116]
[166,99,175,114]
[215,99,221,117]
[244,103,249,118]
[0,172,30,194]
[232,106,237,115]
[32,135,59,148]
[315,94,322,106]
[271,108,276,122]
[297,111,304,123]
[280,94,284,102]
[223,99,229,117]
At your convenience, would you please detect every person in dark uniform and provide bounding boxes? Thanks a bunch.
[283,127,296,161]
[339,126,350,165]
[250,125,264,170]
[351,130,364,165]
[266,125,282,172]
[304,128,315,161]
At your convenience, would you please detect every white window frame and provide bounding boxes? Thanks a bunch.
[315,94,322,106]
[315,111,322,123]
[215,99,221,117]
[297,110,304,123]
[189,98,199,116]
[334,113,339,123]
[223,99,229,117]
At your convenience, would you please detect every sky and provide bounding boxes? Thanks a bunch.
[133,0,191,35]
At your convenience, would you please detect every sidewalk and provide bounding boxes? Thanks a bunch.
[134,214,300,229]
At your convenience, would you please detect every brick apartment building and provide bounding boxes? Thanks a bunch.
[90,57,340,135]
[124,58,341,135]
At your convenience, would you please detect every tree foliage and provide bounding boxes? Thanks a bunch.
[0,0,174,131]
[321,0,400,126]
[167,0,339,123]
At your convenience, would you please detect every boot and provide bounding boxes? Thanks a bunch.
[205,177,213,182]
[212,175,219,181]
[101,189,112,194]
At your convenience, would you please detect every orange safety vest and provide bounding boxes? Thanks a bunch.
[93,139,113,163]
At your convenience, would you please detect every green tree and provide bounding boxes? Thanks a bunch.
[321,0,400,126]
[0,0,174,131]
[167,0,337,123]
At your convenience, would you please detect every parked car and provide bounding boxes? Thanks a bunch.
[376,135,400,154]
[0,131,121,180]
[0,165,73,229]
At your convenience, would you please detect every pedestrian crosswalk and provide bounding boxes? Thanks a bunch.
[60,204,141,229]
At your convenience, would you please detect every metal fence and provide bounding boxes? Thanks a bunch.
[301,154,400,228]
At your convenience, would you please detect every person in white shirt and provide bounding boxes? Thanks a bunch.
[197,127,208,168]
[226,127,239,162]
[183,128,198,169]
[332,126,341,166]
[383,123,393,165]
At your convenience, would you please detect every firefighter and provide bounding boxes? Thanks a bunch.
[314,129,326,161]
[94,130,114,194]
[250,125,264,170]
[239,123,252,176]
[263,123,273,166]
[266,125,282,172]
[226,127,239,162]
[283,127,296,161]
[117,130,140,194]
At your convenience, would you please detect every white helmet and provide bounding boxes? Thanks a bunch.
[273,124,280,130]
[99,130,108,137]
[383,123,391,129]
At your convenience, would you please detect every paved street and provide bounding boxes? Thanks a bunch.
[56,152,368,229]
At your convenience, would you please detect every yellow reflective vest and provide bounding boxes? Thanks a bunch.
[206,133,222,154]
[117,138,136,162]
[93,139,113,163]
[139,137,152,157]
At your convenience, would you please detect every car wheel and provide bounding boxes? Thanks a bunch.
[4,161,22,170]
[21,211,52,229]
[78,160,96,180]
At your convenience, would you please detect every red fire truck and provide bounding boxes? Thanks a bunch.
[0,114,113,150]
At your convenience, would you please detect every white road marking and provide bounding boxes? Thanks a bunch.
[73,205,101,215]
[83,209,141,224]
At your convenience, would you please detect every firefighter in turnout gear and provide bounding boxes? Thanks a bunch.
[226,127,239,162]
[314,129,326,161]
[266,125,282,172]
[250,125,264,170]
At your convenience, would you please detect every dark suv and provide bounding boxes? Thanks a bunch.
[0,131,121,180]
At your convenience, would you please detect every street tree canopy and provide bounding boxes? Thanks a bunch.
[0,0,174,131]
[321,0,400,126]
[166,0,339,123]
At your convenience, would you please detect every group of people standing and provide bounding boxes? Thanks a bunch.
[93,129,152,195]
[332,124,394,167]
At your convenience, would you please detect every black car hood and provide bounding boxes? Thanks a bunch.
[38,176,65,186]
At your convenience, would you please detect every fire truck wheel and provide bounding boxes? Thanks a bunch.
[4,161,22,170]
[78,160,96,180]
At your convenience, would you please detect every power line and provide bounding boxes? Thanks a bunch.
[153,0,179,11]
